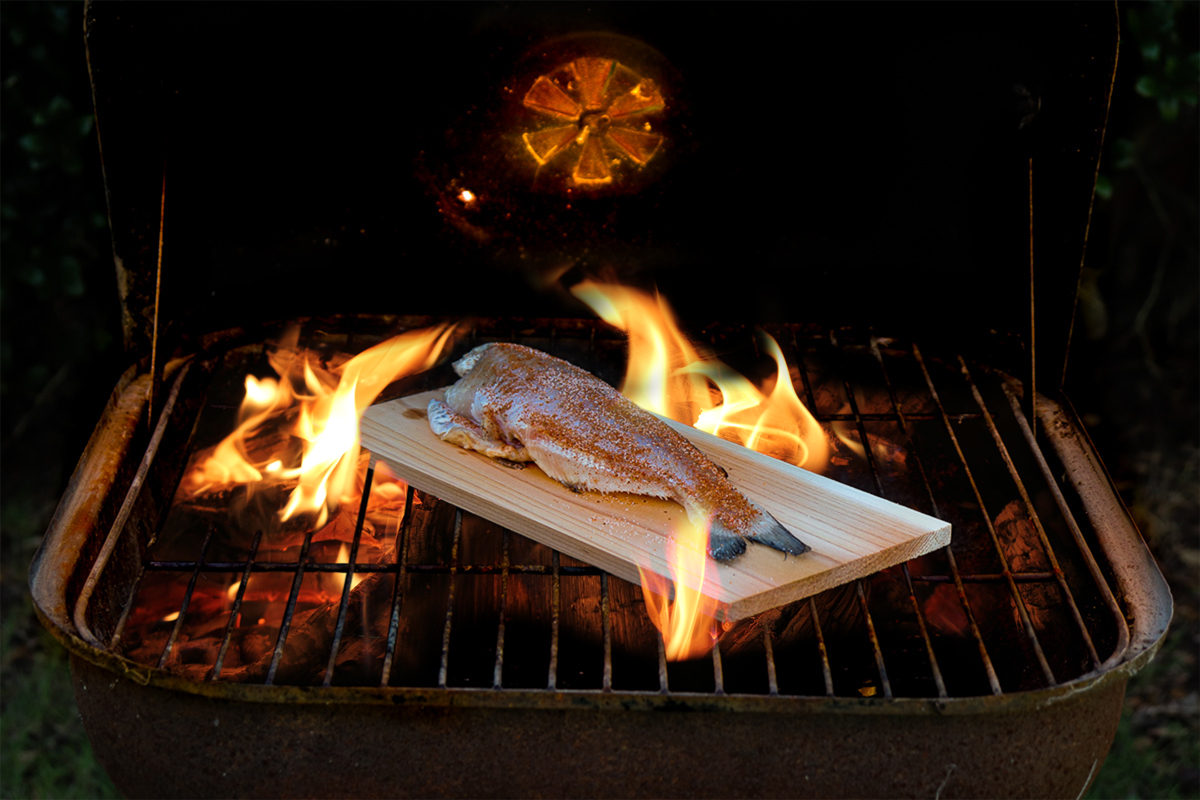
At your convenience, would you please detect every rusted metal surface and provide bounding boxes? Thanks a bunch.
[28,362,144,635]
[71,653,1127,799]
[30,317,1172,799]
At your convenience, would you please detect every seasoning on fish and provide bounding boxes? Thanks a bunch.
[427,342,810,561]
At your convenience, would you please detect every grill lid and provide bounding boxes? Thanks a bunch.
[86,2,1116,399]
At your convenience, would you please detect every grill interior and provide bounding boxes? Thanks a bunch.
[76,316,1129,702]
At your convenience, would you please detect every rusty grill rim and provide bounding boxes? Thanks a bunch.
[31,316,1173,714]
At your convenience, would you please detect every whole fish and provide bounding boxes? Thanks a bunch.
[427,342,810,561]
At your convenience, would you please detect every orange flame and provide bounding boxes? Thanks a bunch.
[573,281,828,659]
[570,280,711,423]
[638,517,722,662]
[184,324,455,529]
[685,334,829,469]
[329,543,369,596]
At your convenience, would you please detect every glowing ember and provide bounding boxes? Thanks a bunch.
[329,544,369,596]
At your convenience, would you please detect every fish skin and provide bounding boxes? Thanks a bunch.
[427,342,809,562]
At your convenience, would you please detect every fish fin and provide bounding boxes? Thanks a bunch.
[744,507,810,556]
[428,399,532,462]
[705,518,748,562]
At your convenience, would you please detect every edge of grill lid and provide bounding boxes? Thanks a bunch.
[86,2,1116,388]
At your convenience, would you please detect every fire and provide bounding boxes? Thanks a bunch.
[183,324,455,529]
[572,280,829,659]
[638,517,722,661]
[570,280,711,422]
[329,543,368,596]
[685,334,829,469]
[571,280,827,470]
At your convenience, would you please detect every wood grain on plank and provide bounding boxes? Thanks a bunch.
[361,389,950,620]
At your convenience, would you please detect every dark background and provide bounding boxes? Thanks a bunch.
[75,2,1105,354]
[2,3,1196,797]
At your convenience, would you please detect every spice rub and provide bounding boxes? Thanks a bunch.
[428,343,810,561]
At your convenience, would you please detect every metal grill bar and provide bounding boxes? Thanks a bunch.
[210,529,263,681]
[492,529,509,689]
[156,522,216,669]
[869,342,952,699]
[839,367,897,698]
[656,629,669,693]
[762,625,779,696]
[105,322,1133,702]
[873,345,1003,695]
[547,550,560,690]
[959,358,1103,669]
[142,562,605,576]
[857,580,892,698]
[945,546,1004,695]
[900,563,948,698]
[913,344,1057,688]
[809,596,835,697]
[379,485,416,687]
[100,361,196,653]
[914,572,1057,583]
[600,571,613,691]
[711,631,725,695]
[322,468,374,687]
[872,346,1003,695]
[1000,383,1130,670]
[436,509,463,689]
[265,523,319,685]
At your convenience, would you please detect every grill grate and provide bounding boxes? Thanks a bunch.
[101,318,1128,700]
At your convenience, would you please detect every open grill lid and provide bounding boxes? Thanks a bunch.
[86,2,1116,397]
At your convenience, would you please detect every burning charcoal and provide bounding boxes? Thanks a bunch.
[994,500,1051,572]
[331,637,388,686]
[173,636,220,666]
[122,629,174,666]
[171,664,218,683]
[216,603,334,685]
[993,500,1061,641]
[720,582,865,658]
[214,568,396,686]
[239,631,274,665]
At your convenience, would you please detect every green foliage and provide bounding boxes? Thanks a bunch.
[1,4,122,791]
[0,601,121,799]
[0,2,118,439]
[1096,2,1198,202]
[1127,2,1200,122]
[1085,627,1200,800]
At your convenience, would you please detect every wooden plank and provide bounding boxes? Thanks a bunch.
[361,389,950,621]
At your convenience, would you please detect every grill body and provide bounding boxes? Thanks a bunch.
[69,655,1128,800]
[31,317,1171,799]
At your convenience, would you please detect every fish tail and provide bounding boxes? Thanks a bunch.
[680,496,746,561]
[688,497,809,561]
[744,505,810,556]
[706,517,749,562]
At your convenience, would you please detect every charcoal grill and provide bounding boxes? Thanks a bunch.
[32,4,1172,799]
